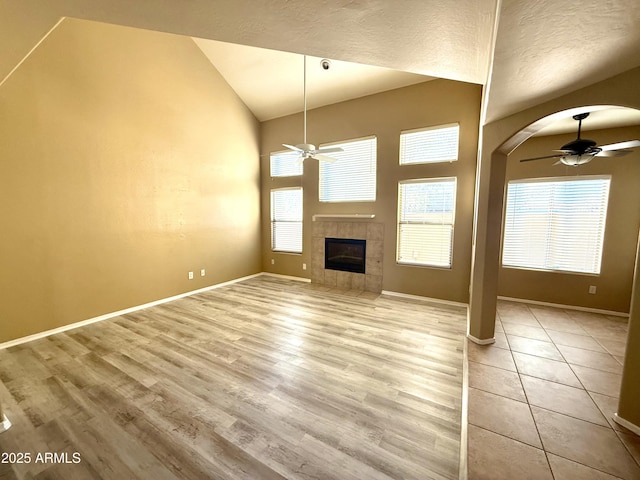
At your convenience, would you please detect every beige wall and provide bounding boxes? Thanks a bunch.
[499,126,640,313]
[260,79,482,303]
[0,19,262,344]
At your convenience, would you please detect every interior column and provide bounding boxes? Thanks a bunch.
[616,232,640,432]
[468,150,508,343]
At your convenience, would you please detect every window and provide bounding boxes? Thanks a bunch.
[319,136,376,202]
[271,188,303,253]
[270,150,302,177]
[502,176,611,274]
[397,178,457,267]
[399,123,459,165]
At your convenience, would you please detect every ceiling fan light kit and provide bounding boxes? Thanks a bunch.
[520,112,640,166]
[282,55,343,164]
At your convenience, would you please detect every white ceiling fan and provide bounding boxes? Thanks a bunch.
[283,56,343,164]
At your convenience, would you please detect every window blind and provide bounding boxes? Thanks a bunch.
[397,178,457,267]
[400,124,459,165]
[270,150,302,177]
[271,188,303,253]
[502,176,611,274]
[319,136,376,202]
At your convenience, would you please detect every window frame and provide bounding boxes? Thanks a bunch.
[270,187,303,254]
[399,123,460,165]
[501,175,611,275]
[318,135,377,203]
[396,177,457,269]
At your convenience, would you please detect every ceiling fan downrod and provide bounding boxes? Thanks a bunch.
[573,112,589,139]
[303,55,307,145]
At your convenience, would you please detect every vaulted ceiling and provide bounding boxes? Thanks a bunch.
[1,0,640,128]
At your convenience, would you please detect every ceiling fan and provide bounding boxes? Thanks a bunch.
[520,112,640,166]
[282,56,343,164]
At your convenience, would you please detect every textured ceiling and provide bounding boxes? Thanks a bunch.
[193,39,434,121]
[1,0,639,128]
[485,0,640,123]
[533,107,640,137]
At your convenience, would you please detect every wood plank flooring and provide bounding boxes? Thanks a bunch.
[0,275,467,480]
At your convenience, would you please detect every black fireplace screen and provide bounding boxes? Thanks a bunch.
[325,238,366,274]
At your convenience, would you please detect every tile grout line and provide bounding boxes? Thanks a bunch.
[526,304,634,477]
[521,306,621,430]
[612,428,640,470]
[469,368,618,431]
[520,305,555,478]
[487,304,635,478]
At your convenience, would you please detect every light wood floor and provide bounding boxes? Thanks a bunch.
[0,275,467,480]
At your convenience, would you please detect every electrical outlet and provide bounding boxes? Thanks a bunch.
[201,269,206,277]
[188,271,194,280]
[271,259,275,265]
[303,263,307,270]
[588,285,596,294]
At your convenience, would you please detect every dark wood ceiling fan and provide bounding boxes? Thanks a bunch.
[520,112,640,166]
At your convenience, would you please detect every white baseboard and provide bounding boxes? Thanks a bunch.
[0,414,11,433]
[613,413,640,436]
[467,334,496,345]
[381,290,468,309]
[497,296,629,317]
[0,272,264,351]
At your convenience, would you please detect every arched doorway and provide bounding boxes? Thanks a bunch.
[469,66,640,430]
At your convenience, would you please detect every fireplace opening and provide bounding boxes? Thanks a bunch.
[325,238,366,274]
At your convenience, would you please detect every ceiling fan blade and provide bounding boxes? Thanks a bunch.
[598,140,640,152]
[283,143,303,152]
[295,155,305,165]
[596,149,633,157]
[315,147,344,155]
[520,154,563,162]
[312,154,337,163]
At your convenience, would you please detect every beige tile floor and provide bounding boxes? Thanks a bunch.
[468,300,640,480]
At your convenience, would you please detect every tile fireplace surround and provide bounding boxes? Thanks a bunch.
[311,220,384,292]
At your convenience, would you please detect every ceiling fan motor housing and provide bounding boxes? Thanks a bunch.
[296,143,316,151]
[560,138,598,154]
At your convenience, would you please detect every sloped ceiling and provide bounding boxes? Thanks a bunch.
[1,0,639,128]
[193,39,434,121]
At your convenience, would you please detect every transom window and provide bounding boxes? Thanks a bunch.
[502,176,611,274]
[319,136,377,202]
[400,123,459,165]
[270,150,302,177]
[271,187,303,253]
[397,177,457,268]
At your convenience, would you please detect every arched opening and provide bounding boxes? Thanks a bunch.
[499,106,640,314]
[469,74,640,433]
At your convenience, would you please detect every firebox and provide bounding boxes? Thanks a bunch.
[325,238,366,274]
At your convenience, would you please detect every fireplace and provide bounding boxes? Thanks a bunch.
[325,238,366,274]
